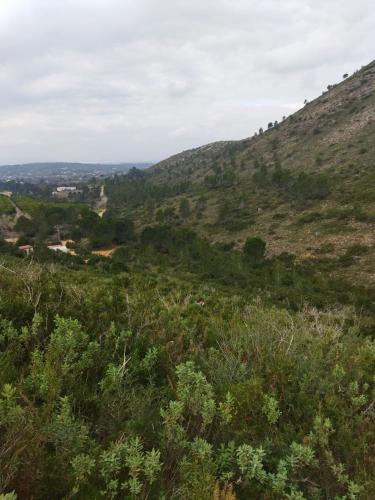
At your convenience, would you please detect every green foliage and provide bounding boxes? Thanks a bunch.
[0,258,374,497]
[13,195,85,218]
[13,199,134,250]
[262,394,281,424]
[272,164,292,187]
[243,237,266,265]
[97,436,161,499]
[204,167,236,189]
[14,216,36,236]
[266,166,331,202]
[0,196,15,216]
[293,172,331,200]
[106,168,191,209]
[1,195,375,499]
[0,493,17,500]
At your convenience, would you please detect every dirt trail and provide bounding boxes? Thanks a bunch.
[95,185,108,218]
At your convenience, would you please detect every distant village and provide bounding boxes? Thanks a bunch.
[1,183,117,259]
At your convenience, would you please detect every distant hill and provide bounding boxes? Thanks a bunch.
[0,162,153,182]
[107,60,375,285]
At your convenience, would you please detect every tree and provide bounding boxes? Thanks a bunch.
[293,173,330,201]
[114,219,134,244]
[90,219,115,248]
[243,237,266,265]
[272,165,291,188]
[14,216,36,237]
[78,209,100,237]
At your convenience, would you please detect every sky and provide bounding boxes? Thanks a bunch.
[0,0,374,164]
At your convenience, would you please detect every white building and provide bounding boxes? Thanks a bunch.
[56,186,77,192]
[52,186,82,198]
[48,244,69,253]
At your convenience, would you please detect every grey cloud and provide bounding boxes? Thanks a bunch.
[0,0,374,163]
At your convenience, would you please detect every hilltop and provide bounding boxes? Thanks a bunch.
[107,60,375,284]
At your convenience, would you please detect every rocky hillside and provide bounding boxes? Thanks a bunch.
[151,61,375,180]
[109,60,375,284]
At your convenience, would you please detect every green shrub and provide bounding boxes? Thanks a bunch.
[243,237,266,265]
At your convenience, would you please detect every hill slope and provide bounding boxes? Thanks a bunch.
[107,60,375,284]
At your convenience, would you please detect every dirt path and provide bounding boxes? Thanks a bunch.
[95,185,108,218]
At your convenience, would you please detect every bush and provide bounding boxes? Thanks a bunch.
[243,237,266,265]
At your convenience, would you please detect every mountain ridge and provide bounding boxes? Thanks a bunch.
[0,162,153,181]
[108,59,375,285]
[149,59,375,179]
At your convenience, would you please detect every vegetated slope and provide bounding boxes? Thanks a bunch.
[0,254,375,498]
[108,60,375,284]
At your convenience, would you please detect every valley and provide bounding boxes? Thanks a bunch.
[1,62,375,500]
[105,61,375,286]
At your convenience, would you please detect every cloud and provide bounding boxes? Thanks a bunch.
[0,0,374,163]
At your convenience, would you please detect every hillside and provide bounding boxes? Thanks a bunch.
[107,60,375,284]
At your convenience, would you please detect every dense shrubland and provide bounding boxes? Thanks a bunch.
[0,181,49,200]
[0,229,375,498]
[106,168,192,210]
[5,220,375,321]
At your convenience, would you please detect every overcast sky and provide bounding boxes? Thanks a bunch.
[0,0,374,164]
